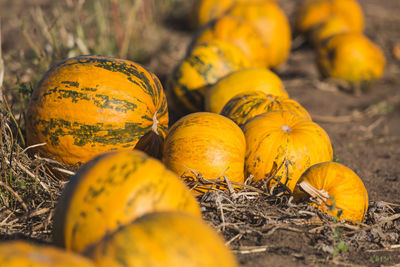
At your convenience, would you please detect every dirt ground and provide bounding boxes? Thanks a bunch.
[1,0,400,266]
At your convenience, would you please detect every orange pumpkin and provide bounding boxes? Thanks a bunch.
[53,150,201,253]
[317,33,386,83]
[163,112,246,187]
[228,1,291,67]
[0,241,94,267]
[309,14,352,46]
[294,162,369,222]
[191,0,280,28]
[191,0,233,28]
[26,55,168,167]
[191,15,268,67]
[221,91,311,127]
[294,0,364,34]
[243,111,333,192]
[166,40,250,117]
[206,68,288,114]
[86,212,238,267]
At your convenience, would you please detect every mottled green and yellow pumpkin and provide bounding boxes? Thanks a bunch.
[294,162,368,222]
[166,40,250,117]
[53,150,201,253]
[206,68,288,114]
[221,91,311,127]
[86,211,238,267]
[26,55,168,167]
[294,0,364,34]
[0,241,94,267]
[163,112,245,188]
[243,111,333,192]
[317,33,386,83]
[192,15,268,67]
[228,1,291,67]
[309,14,352,46]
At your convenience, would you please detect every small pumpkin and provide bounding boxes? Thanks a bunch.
[86,211,238,267]
[221,91,311,127]
[294,0,364,34]
[317,33,386,83]
[294,162,369,222]
[228,1,291,67]
[0,241,94,267]
[26,55,168,167]
[243,111,333,192]
[166,40,250,117]
[191,15,268,67]
[309,14,352,46]
[206,68,288,114]
[163,112,246,189]
[53,150,201,253]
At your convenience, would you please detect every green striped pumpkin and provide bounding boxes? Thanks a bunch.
[221,91,311,127]
[26,55,168,167]
[166,40,250,118]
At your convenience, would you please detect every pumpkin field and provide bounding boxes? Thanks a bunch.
[0,0,400,266]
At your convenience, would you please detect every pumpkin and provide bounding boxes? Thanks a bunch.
[26,55,168,167]
[316,33,386,83]
[191,0,233,29]
[191,0,280,29]
[205,68,288,114]
[191,15,268,67]
[166,40,250,117]
[221,91,311,127]
[228,1,291,67]
[0,240,94,267]
[309,14,352,46]
[243,111,333,192]
[163,112,246,189]
[294,0,364,34]
[86,211,238,267]
[53,150,201,253]
[294,162,369,222]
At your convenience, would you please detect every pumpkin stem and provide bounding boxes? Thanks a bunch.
[281,125,292,133]
[152,111,159,134]
[299,180,329,204]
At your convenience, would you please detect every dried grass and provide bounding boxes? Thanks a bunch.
[0,105,65,241]
[187,173,400,261]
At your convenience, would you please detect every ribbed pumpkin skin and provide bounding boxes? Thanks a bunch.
[221,91,311,127]
[310,14,352,46]
[317,33,386,82]
[163,112,246,185]
[26,55,168,167]
[243,111,333,192]
[167,40,250,116]
[192,15,268,67]
[53,150,201,253]
[228,2,291,67]
[0,241,94,267]
[86,212,238,267]
[206,68,288,114]
[295,0,363,34]
[294,162,369,222]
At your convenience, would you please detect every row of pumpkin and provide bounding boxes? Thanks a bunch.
[168,0,385,119]
[3,0,381,265]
